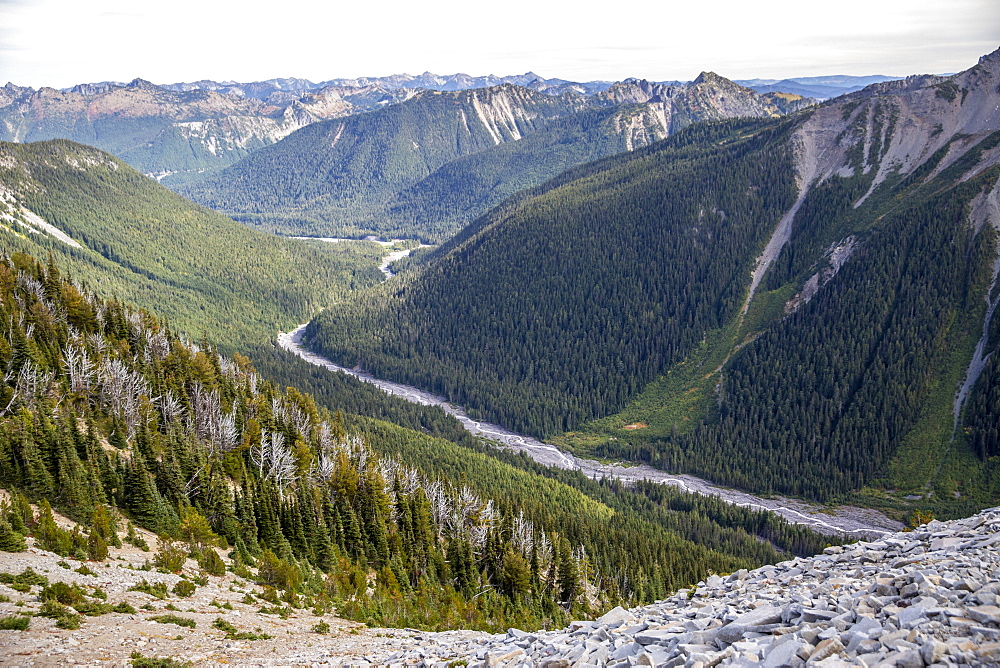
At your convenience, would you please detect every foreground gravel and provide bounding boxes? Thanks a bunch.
[2,507,996,666]
[385,507,999,668]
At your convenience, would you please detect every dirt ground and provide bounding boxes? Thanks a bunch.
[0,497,488,667]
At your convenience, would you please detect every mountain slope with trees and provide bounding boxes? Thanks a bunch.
[0,139,383,348]
[304,50,1000,508]
[0,251,833,631]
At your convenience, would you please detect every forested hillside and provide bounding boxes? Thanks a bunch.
[0,252,831,631]
[178,78,807,240]
[0,139,383,348]
[177,85,591,239]
[304,51,1000,509]
[304,118,799,435]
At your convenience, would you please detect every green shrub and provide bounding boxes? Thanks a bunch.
[56,613,81,629]
[0,615,29,630]
[256,550,301,592]
[0,568,47,589]
[258,586,280,604]
[129,651,191,667]
[128,579,169,599]
[0,517,26,552]
[73,600,112,616]
[41,581,87,606]
[150,614,196,628]
[171,580,196,598]
[212,617,271,640]
[197,549,226,577]
[153,541,187,573]
[38,600,82,628]
[34,501,74,556]
[311,621,330,634]
[87,531,109,561]
[211,617,238,635]
[126,525,149,551]
[91,505,122,548]
[113,601,137,614]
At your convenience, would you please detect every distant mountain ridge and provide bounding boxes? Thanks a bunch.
[160,72,616,97]
[178,72,811,240]
[735,74,902,99]
[0,69,884,188]
[61,72,899,102]
[0,78,423,180]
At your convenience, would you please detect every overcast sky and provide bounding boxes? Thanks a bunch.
[1,0,997,88]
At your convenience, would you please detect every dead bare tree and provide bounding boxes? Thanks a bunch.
[61,342,94,394]
[189,382,238,456]
[250,431,298,495]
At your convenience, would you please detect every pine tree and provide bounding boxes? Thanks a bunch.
[0,516,26,552]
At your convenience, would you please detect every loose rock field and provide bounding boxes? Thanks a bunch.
[1,508,998,666]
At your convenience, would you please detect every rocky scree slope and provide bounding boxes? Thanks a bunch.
[367,508,1000,667]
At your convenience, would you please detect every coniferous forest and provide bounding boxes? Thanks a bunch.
[305,58,1000,511]
[1,50,999,639]
[0,251,833,631]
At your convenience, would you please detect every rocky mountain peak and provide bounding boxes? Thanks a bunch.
[127,77,156,89]
[692,71,726,86]
[979,46,1000,65]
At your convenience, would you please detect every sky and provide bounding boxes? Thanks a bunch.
[0,0,998,89]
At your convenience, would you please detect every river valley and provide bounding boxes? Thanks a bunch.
[277,325,902,538]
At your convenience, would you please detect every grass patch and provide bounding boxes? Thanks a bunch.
[739,283,796,341]
[556,318,746,453]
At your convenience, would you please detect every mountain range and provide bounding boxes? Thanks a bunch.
[1,70,828,203]
[176,73,810,240]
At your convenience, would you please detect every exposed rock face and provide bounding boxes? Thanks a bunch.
[0,69,809,184]
[368,508,1000,667]
[789,47,1000,198]
[594,74,813,141]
